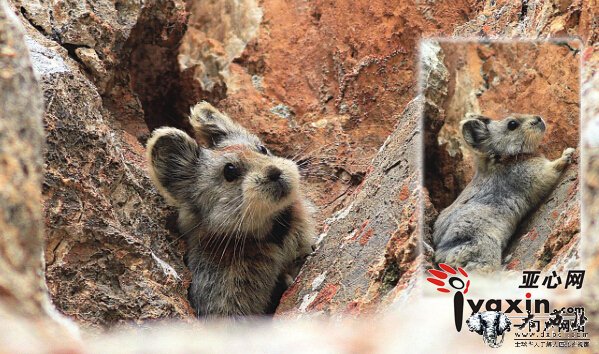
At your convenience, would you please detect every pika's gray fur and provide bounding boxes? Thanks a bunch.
[433,113,575,272]
[147,102,315,317]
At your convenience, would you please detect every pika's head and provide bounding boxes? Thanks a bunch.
[460,113,546,156]
[147,102,301,238]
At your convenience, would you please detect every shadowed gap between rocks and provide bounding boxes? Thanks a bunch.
[110,1,230,145]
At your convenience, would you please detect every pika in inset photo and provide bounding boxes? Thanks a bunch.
[419,39,581,273]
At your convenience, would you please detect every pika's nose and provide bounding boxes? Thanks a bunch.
[266,166,282,181]
[531,116,546,132]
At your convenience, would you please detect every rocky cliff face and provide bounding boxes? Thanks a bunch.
[11,0,194,327]
[0,0,596,339]
[0,1,77,346]
[0,0,46,319]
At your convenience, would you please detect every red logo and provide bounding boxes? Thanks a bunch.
[427,263,470,331]
[427,263,470,294]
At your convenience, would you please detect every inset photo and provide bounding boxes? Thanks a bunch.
[419,39,581,273]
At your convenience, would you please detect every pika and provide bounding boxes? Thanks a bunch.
[433,114,575,271]
[147,102,315,317]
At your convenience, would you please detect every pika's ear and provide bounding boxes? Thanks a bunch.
[461,117,490,151]
[189,101,249,147]
[146,127,204,206]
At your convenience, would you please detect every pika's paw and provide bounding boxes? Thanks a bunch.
[283,274,295,287]
[562,147,576,163]
[463,262,496,274]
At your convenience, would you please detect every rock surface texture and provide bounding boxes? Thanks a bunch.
[0,0,77,347]
[0,0,596,342]
[9,0,194,327]
[0,0,46,319]
[277,98,424,315]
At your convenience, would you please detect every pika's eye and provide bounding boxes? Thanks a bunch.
[258,145,268,155]
[223,163,241,182]
[507,120,520,131]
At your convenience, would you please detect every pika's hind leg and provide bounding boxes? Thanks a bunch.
[550,147,576,172]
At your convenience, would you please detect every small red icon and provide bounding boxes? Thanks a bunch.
[426,263,471,331]
[427,263,470,294]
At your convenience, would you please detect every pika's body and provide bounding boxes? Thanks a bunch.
[433,114,575,271]
[147,102,314,317]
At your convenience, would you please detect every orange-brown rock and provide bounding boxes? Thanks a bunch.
[0,1,79,348]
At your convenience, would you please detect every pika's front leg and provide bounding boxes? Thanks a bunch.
[551,147,576,172]
[283,251,311,287]
[435,243,502,274]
